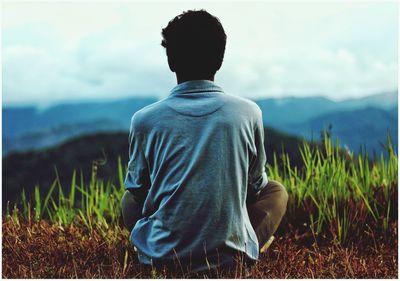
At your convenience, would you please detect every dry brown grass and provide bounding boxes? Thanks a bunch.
[2,218,398,279]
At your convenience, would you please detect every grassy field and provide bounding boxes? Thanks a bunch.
[2,136,398,278]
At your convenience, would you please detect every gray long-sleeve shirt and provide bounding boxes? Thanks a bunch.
[124,80,268,271]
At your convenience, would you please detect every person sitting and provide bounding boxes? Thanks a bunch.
[121,9,288,275]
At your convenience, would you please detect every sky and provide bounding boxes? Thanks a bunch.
[2,0,398,106]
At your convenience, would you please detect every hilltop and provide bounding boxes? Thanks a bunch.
[2,127,306,208]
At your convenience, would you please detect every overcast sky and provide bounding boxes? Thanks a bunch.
[2,1,398,106]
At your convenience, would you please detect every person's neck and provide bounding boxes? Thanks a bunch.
[176,74,214,84]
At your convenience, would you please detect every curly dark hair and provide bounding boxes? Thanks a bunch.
[161,10,227,78]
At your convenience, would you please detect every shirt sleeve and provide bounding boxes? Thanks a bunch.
[124,115,151,194]
[248,107,269,200]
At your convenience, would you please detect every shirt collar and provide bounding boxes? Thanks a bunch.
[169,80,224,96]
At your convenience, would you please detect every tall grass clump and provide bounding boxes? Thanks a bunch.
[268,134,397,244]
[7,135,397,245]
[11,158,127,238]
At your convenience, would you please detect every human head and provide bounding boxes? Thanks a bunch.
[161,10,227,81]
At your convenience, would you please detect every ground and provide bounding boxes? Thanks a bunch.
[2,218,398,278]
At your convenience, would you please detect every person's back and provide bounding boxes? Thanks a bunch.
[121,10,288,274]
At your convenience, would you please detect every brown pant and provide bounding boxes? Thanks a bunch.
[246,180,288,247]
[121,180,288,249]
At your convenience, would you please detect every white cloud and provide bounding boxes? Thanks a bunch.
[2,1,398,105]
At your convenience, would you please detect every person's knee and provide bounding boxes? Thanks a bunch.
[269,180,288,198]
[279,182,289,207]
[268,180,289,214]
[121,190,140,232]
[121,190,133,207]
[251,181,289,244]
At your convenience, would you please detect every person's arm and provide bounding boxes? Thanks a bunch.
[247,107,268,204]
[124,114,151,205]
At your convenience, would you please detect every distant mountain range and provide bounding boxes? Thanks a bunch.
[3,97,157,138]
[2,91,397,156]
[257,92,397,127]
[283,106,397,155]
[257,92,398,155]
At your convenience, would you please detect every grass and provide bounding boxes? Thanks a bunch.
[2,135,398,278]
[2,218,397,278]
[268,134,397,244]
